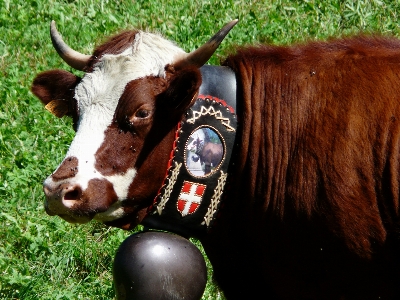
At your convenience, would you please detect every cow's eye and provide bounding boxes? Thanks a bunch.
[135,109,151,119]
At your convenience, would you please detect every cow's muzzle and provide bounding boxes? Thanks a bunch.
[43,181,92,223]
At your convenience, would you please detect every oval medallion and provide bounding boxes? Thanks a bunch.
[185,126,225,178]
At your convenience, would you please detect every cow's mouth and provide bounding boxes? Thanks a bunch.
[44,199,95,223]
[103,206,147,230]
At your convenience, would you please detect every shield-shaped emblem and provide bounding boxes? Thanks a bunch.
[177,181,206,217]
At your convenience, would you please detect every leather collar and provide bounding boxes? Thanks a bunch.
[142,65,237,238]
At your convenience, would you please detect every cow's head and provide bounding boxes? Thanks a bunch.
[31,20,237,229]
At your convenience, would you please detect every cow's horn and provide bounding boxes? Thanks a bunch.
[173,19,238,69]
[50,20,91,71]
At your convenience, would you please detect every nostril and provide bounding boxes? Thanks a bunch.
[64,189,80,201]
[61,185,82,208]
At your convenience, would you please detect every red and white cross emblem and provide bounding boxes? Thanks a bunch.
[177,181,206,217]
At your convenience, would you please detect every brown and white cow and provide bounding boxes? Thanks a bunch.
[32,20,400,299]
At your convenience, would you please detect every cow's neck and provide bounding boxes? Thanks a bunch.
[142,65,238,238]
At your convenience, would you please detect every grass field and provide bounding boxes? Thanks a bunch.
[1,0,400,299]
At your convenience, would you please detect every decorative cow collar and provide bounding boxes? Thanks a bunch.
[142,65,237,238]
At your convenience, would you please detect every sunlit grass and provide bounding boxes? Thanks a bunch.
[1,0,400,299]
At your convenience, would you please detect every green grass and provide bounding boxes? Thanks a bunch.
[1,0,400,299]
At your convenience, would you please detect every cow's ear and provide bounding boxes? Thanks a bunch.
[160,65,202,116]
[31,70,81,118]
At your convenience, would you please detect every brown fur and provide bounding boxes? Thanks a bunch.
[51,156,78,181]
[86,31,138,71]
[200,35,400,299]
[31,70,80,106]
[78,178,118,215]
[95,125,139,176]
[31,70,81,129]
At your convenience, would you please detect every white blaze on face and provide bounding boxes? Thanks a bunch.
[45,31,186,219]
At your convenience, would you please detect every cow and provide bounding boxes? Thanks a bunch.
[31,19,400,299]
[188,128,224,175]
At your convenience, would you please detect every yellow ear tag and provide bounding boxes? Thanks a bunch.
[45,100,70,118]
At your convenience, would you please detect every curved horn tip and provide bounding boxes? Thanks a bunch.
[50,20,60,39]
[228,19,239,28]
[173,19,238,69]
[50,20,67,53]
[49,20,91,71]
[210,19,238,43]
[222,19,239,33]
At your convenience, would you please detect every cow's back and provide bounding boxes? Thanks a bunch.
[202,36,400,299]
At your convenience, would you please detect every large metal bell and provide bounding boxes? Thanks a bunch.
[113,231,207,300]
